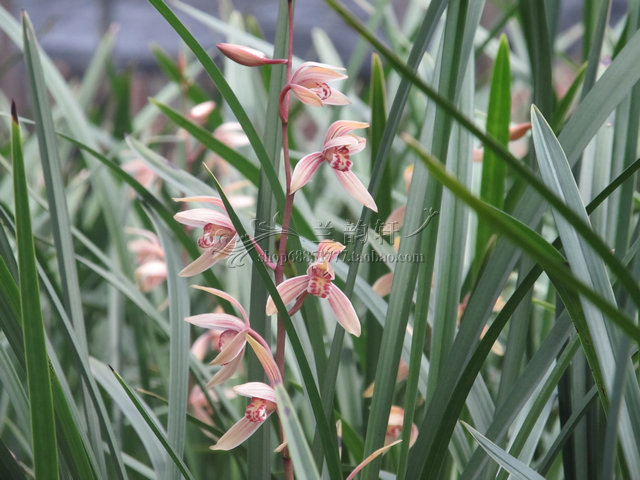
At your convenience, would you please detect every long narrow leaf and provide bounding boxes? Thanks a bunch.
[11,102,59,479]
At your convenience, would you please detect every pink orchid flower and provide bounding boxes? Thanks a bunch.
[174,196,238,277]
[187,101,216,124]
[290,120,377,212]
[289,62,350,107]
[185,286,250,386]
[210,382,277,451]
[385,406,419,447]
[266,240,361,336]
[122,159,159,192]
[346,405,418,480]
[126,228,167,292]
[210,335,282,451]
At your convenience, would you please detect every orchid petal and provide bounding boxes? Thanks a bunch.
[383,206,406,235]
[372,272,394,297]
[290,152,325,192]
[173,196,226,208]
[233,382,277,403]
[206,352,244,387]
[178,237,235,277]
[362,381,375,398]
[509,122,531,141]
[246,335,282,385]
[210,416,264,451]
[128,239,164,257]
[325,120,369,140]
[315,240,345,262]
[291,62,347,83]
[191,286,249,323]
[265,275,311,315]
[211,334,246,366]
[333,170,378,212]
[185,313,245,331]
[322,88,351,105]
[174,208,234,230]
[135,260,166,276]
[190,330,220,361]
[327,283,361,336]
[322,134,365,152]
[289,84,324,107]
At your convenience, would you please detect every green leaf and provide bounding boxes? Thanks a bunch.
[275,384,321,480]
[0,435,27,480]
[21,12,114,477]
[462,422,545,480]
[150,211,190,480]
[110,366,196,480]
[531,105,640,473]
[476,34,511,274]
[11,101,59,479]
[151,99,260,185]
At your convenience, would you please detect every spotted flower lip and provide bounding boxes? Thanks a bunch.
[185,286,250,386]
[265,241,361,336]
[289,62,350,107]
[210,381,277,451]
[290,120,377,212]
[217,43,287,67]
[174,196,237,277]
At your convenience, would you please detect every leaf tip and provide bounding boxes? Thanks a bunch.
[10,101,18,124]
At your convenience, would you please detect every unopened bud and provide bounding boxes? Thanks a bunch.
[217,43,287,67]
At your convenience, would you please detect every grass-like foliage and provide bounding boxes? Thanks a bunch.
[1,0,640,479]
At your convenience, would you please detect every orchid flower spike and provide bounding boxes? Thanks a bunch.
[290,120,377,212]
[174,196,237,277]
[217,43,287,67]
[289,62,350,107]
[211,382,277,451]
[266,240,361,336]
[185,286,250,386]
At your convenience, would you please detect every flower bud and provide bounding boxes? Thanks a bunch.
[217,43,287,67]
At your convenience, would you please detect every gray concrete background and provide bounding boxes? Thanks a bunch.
[3,0,372,70]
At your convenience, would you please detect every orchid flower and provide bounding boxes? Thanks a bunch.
[385,406,419,447]
[126,228,167,292]
[174,196,238,277]
[202,122,251,171]
[210,334,281,451]
[210,382,277,451]
[346,406,418,480]
[185,286,250,386]
[290,120,377,212]
[266,240,361,336]
[122,159,159,191]
[187,101,216,124]
[363,359,409,398]
[288,62,350,107]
